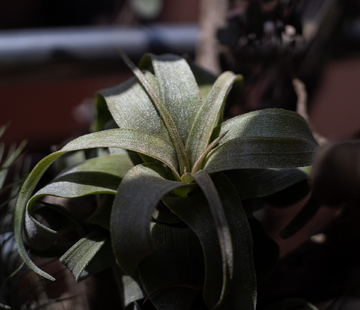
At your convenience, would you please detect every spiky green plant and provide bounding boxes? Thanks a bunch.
[14,53,318,309]
[0,126,27,309]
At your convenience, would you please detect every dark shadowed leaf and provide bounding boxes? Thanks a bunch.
[110,163,189,275]
[138,223,204,310]
[224,168,308,200]
[164,172,257,310]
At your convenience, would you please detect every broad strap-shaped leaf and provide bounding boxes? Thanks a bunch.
[14,129,178,280]
[110,163,189,275]
[188,170,233,308]
[23,201,86,253]
[118,270,147,307]
[137,223,204,310]
[164,172,257,309]
[61,129,179,175]
[216,108,318,146]
[204,137,318,173]
[59,230,110,282]
[224,168,308,200]
[186,72,243,167]
[56,152,135,179]
[119,51,189,174]
[98,71,164,137]
[23,154,130,252]
[139,53,203,147]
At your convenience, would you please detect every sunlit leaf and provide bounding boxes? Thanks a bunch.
[98,71,164,137]
[140,54,203,146]
[15,129,178,280]
[217,108,318,145]
[204,137,318,173]
[59,230,107,282]
[119,51,189,174]
[186,72,243,167]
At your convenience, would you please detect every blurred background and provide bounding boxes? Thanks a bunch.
[0,0,200,151]
[1,0,360,151]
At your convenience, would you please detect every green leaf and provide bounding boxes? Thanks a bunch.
[224,168,308,200]
[164,172,257,309]
[110,163,188,275]
[217,108,318,146]
[22,154,135,252]
[98,71,164,137]
[0,140,27,188]
[61,129,179,175]
[92,93,114,132]
[57,152,135,179]
[119,51,189,174]
[204,137,318,173]
[138,223,204,310]
[59,230,107,282]
[186,72,243,167]
[185,56,217,99]
[139,54,203,147]
[188,170,233,308]
[121,272,147,307]
[14,129,179,280]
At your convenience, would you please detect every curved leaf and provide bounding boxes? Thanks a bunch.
[164,172,257,309]
[186,72,243,167]
[139,53,203,146]
[119,51,189,174]
[14,129,178,280]
[217,108,318,146]
[188,170,233,308]
[110,163,188,275]
[98,71,164,136]
[185,56,217,99]
[224,168,308,200]
[59,230,107,282]
[204,137,318,173]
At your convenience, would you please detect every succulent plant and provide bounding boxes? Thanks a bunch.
[14,53,318,309]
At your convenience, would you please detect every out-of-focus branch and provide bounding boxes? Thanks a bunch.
[293,78,328,146]
[196,0,228,75]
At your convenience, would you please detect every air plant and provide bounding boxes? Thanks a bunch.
[14,53,318,309]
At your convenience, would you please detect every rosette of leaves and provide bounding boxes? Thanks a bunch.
[14,53,318,309]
